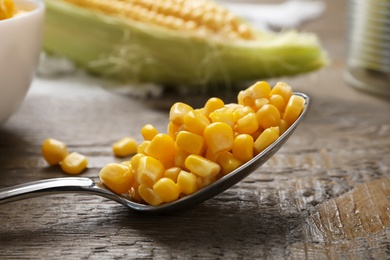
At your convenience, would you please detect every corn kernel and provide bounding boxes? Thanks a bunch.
[169,102,193,125]
[248,81,272,99]
[183,109,210,135]
[279,119,290,135]
[42,138,69,166]
[61,152,88,175]
[153,178,181,203]
[145,134,175,165]
[99,163,135,194]
[269,94,286,113]
[232,105,254,122]
[129,180,143,202]
[196,176,216,189]
[209,107,235,127]
[137,156,164,188]
[137,140,150,155]
[282,95,305,126]
[236,112,259,134]
[185,154,220,178]
[254,127,280,153]
[270,82,293,103]
[138,184,164,206]
[250,127,264,140]
[254,98,269,109]
[216,151,243,175]
[174,148,190,170]
[203,97,225,118]
[176,131,205,155]
[164,166,181,182]
[204,122,234,153]
[232,134,254,162]
[237,81,271,108]
[120,160,132,167]
[256,104,281,129]
[237,90,254,107]
[141,124,159,141]
[112,137,138,157]
[204,148,219,162]
[130,153,145,174]
[167,121,181,140]
[177,170,198,195]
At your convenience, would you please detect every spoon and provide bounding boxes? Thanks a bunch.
[0,93,309,214]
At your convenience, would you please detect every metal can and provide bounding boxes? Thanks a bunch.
[344,0,390,96]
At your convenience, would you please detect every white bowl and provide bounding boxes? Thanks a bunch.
[0,0,45,124]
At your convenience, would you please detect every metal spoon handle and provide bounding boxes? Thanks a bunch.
[0,177,117,205]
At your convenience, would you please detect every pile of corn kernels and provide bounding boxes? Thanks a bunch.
[42,81,305,206]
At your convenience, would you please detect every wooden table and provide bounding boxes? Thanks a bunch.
[1,1,390,259]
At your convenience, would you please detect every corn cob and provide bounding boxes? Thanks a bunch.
[43,0,328,87]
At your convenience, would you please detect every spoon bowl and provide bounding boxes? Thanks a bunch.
[0,93,309,213]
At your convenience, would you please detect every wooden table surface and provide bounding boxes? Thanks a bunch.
[1,1,390,259]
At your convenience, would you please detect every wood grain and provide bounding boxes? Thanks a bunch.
[1,0,390,259]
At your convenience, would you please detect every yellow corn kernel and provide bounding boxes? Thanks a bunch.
[130,153,145,175]
[138,184,164,206]
[137,156,164,188]
[196,176,216,189]
[232,105,254,122]
[177,124,189,133]
[203,97,225,118]
[174,148,190,170]
[236,112,259,134]
[204,122,234,153]
[176,131,205,155]
[204,148,219,162]
[167,121,181,140]
[237,90,254,107]
[254,127,280,153]
[256,104,281,129]
[153,177,181,203]
[237,81,271,107]
[0,0,15,20]
[129,180,143,202]
[232,134,254,162]
[216,151,243,175]
[183,109,210,135]
[254,97,269,109]
[145,134,175,165]
[269,94,286,113]
[169,102,193,125]
[279,119,290,135]
[137,140,150,155]
[248,81,272,99]
[164,166,181,182]
[238,90,257,107]
[141,124,159,141]
[282,95,305,126]
[209,107,235,127]
[185,154,220,178]
[99,163,135,194]
[61,152,88,175]
[177,170,198,195]
[42,138,69,166]
[270,82,293,103]
[120,160,132,167]
[250,127,264,141]
[112,137,138,157]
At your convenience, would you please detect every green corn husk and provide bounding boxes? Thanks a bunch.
[43,0,328,87]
